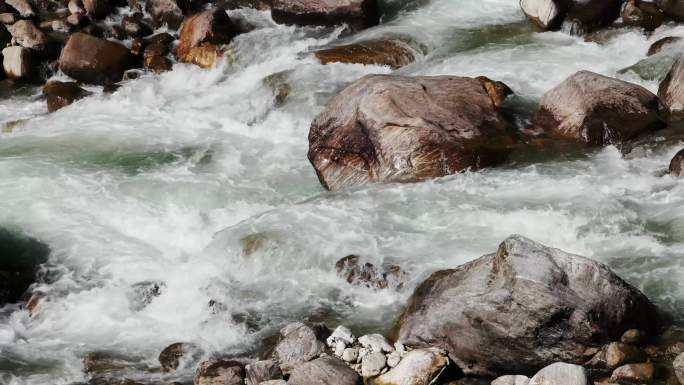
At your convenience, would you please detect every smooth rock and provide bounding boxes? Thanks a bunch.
[315,39,415,69]
[272,322,328,374]
[176,8,237,68]
[670,148,684,177]
[622,0,665,31]
[673,353,684,384]
[194,360,245,385]
[393,235,660,376]
[605,342,647,369]
[648,36,684,56]
[609,362,654,383]
[534,71,663,146]
[2,46,31,80]
[658,55,684,114]
[8,20,47,51]
[342,347,359,363]
[492,375,530,385]
[42,80,89,112]
[59,32,135,85]
[519,0,570,31]
[287,356,360,385]
[270,0,379,31]
[371,348,447,385]
[386,351,400,368]
[245,359,282,385]
[308,74,517,190]
[529,362,588,385]
[361,352,386,377]
[359,334,393,353]
[0,227,49,305]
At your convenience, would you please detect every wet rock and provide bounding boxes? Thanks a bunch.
[270,0,379,31]
[66,12,88,27]
[83,0,109,19]
[308,74,517,190]
[655,0,684,21]
[0,227,49,305]
[605,342,647,369]
[371,348,447,385]
[670,148,684,177]
[129,281,164,311]
[82,352,143,376]
[528,363,588,385]
[144,54,172,73]
[0,12,17,24]
[335,255,408,290]
[519,0,570,31]
[658,55,684,115]
[245,359,282,385]
[271,322,328,374]
[609,362,654,383]
[361,352,386,377]
[393,235,660,376]
[620,329,647,345]
[159,342,183,372]
[2,46,32,80]
[176,8,237,68]
[287,356,360,385]
[648,36,683,56]
[146,32,175,46]
[43,80,90,112]
[492,375,531,385]
[122,14,153,38]
[80,23,104,37]
[622,0,665,31]
[146,0,187,29]
[8,20,47,51]
[314,39,416,69]
[343,347,359,363]
[59,32,136,85]
[477,76,513,107]
[386,351,400,368]
[194,360,245,385]
[534,71,663,146]
[561,0,623,35]
[674,353,684,384]
[68,0,84,14]
[5,0,35,18]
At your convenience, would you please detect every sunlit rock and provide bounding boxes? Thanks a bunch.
[176,8,237,68]
[314,39,416,69]
[371,348,447,385]
[194,360,245,385]
[271,322,328,374]
[609,362,654,383]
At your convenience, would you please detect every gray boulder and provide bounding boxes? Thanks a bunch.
[534,71,663,146]
[519,0,622,34]
[528,363,588,385]
[393,235,660,376]
[308,74,517,191]
[272,322,328,374]
[288,356,360,385]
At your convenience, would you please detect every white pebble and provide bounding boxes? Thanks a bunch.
[358,334,394,353]
[334,340,346,357]
[342,347,359,363]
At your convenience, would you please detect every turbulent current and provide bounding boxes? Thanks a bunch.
[2,0,684,384]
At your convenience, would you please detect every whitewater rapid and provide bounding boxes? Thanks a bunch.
[1,0,684,384]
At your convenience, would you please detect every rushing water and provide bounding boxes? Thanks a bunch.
[2,0,684,384]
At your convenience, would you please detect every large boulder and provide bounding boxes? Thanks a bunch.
[176,8,237,68]
[519,0,622,34]
[658,55,684,115]
[393,235,661,376]
[308,74,517,191]
[519,0,571,30]
[314,39,416,69]
[287,356,360,385]
[670,148,684,176]
[43,80,90,112]
[533,71,663,146]
[0,227,50,305]
[58,32,136,85]
[271,322,328,374]
[270,0,379,31]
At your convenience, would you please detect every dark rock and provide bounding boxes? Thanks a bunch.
[80,23,104,37]
[2,46,32,80]
[314,39,416,69]
[308,74,517,190]
[605,342,647,369]
[0,227,49,305]
[122,68,143,80]
[59,32,136,85]
[245,359,283,385]
[144,53,172,72]
[143,42,169,58]
[0,23,8,46]
[158,342,201,372]
[66,12,88,27]
[610,362,654,383]
[656,0,684,21]
[647,36,683,56]
[528,362,588,385]
[622,0,665,31]
[658,55,684,116]
[122,14,153,38]
[533,71,663,146]
[669,148,684,177]
[83,0,109,19]
[560,0,623,35]
[270,0,379,31]
[43,80,90,112]
[8,20,48,50]
[272,321,329,374]
[146,0,188,29]
[334,255,408,290]
[5,0,35,18]
[287,356,360,385]
[146,32,174,46]
[621,329,647,345]
[194,360,245,385]
[393,235,661,376]
[176,8,237,68]
[107,24,126,40]
[129,281,164,311]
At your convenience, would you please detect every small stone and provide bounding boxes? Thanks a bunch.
[386,351,400,368]
[621,329,646,345]
[373,348,448,385]
[529,363,588,385]
[605,342,647,369]
[609,362,654,384]
[361,351,386,377]
[68,0,84,14]
[326,325,355,347]
[673,353,684,385]
[394,342,406,356]
[334,340,346,357]
[342,347,358,363]
[492,375,531,385]
[358,334,393,353]
[194,360,245,385]
[43,81,90,112]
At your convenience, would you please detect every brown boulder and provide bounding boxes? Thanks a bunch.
[605,342,647,369]
[194,360,245,385]
[314,39,416,69]
[307,74,517,190]
[622,0,665,31]
[176,8,237,68]
[43,80,90,112]
[534,71,663,146]
[8,20,47,51]
[656,0,684,21]
[83,0,110,19]
[58,32,135,85]
[647,36,683,56]
[658,55,684,115]
[670,148,684,177]
[270,0,379,31]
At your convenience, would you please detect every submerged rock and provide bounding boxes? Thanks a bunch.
[270,0,380,31]
[194,360,245,385]
[534,71,663,146]
[0,227,49,305]
[669,148,684,176]
[307,74,517,191]
[528,362,588,385]
[176,8,237,68]
[271,322,328,374]
[371,348,447,385]
[43,80,90,112]
[287,356,360,385]
[393,235,660,376]
[146,0,188,29]
[658,55,684,115]
[59,32,136,85]
[335,255,408,290]
[314,39,416,69]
